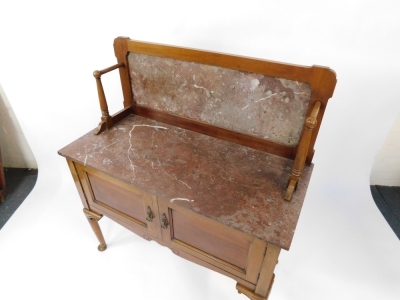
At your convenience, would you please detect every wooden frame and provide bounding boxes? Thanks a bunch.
[66,159,282,299]
[93,37,336,200]
[59,37,337,300]
[102,38,336,163]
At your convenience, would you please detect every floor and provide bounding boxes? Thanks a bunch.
[0,168,38,230]
[370,185,400,240]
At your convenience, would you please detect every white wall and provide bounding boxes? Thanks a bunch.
[370,112,400,186]
[1,1,400,300]
[0,84,37,168]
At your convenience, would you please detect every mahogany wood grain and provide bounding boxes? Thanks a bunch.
[237,282,271,300]
[133,105,296,160]
[83,208,107,251]
[285,101,321,200]
[67,159,90,209]
[112,37,336,164]
[121,37,336,97]
[255,243,280,297]
[100,204,159,242]
[111,106,132,124]
[292,101,321,179]
[124,38,313,81]
[305,66,336,163]
[75,164,160,238]
[114,37,134,108]
[157,199,266,283]
[93,62,125,134]
[171,246,257,291]
[246,239,269,284]
[59,37,337,300]
[172,208,251,270]
[87,172,147,224]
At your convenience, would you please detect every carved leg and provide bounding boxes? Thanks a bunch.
[237,244,280,300]
[83,208,107,251]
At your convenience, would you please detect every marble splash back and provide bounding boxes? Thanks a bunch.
[128,53,311,147]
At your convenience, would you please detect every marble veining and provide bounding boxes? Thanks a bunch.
[127,124,168,175]
[59,115,313,250]
[129,53,312,147]
[170,198,195,203]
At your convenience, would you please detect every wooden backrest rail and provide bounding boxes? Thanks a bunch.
[91,38,336,201]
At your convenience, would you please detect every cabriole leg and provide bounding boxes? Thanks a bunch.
[83,208,107,251]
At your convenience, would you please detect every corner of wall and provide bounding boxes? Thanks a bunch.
[0,83,38,169]
[370,111,400,186]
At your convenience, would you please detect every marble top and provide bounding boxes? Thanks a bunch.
[129,53,312,147]
[59,115,313,250]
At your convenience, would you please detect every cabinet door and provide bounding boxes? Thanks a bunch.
[157,199,266,284]
[76,163,160,240]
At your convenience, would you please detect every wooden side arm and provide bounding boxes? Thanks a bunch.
[93,62,125,135]
[284,101,321,201]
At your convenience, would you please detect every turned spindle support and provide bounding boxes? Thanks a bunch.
[93,62,125,135]
[284,101,321,201]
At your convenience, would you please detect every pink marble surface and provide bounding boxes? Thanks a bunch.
[129,53,311,147]
[59,115,313,250]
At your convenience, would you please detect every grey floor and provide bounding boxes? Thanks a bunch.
[0,168,38,229]
[370,185,400,239]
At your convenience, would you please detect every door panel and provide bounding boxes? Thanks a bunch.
[76,163,159,239]
[88,172,147,224]
[172,208,250,270]
[158,199,265,283]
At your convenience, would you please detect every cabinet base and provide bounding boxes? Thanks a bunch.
[236,274,274,300]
